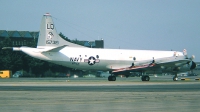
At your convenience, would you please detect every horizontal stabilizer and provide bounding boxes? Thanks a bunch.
[43,45,67,52]
[2,47,22,51]
[2,47,12,50]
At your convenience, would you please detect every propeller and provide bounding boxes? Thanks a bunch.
[183,49,196,70]
[186,56,196,70]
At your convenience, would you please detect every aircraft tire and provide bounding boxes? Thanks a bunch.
[141,76,144,81]
[108,76,111,81]
[108,76,116,81]
[145,76,150,81]
[112,76,116,81]
[141,76,150,81]
[173,76,178,81]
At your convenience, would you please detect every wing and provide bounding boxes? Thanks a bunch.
[42,45,68,52]
[112,63,156,73]
[112,55,192,74]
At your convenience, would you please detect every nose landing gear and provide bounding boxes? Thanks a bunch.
[173,73,178,81]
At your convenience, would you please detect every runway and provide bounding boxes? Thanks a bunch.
[0,76,200,92]
[0,77,200,112]
[0,83,200,92]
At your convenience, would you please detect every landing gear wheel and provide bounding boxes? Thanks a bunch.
[141,75,150,81]
[173,76,178,81]
[108,76,116,81]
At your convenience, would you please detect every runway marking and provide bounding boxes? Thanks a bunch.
[181,78,190,81]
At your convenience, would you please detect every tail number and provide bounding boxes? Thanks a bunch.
[46,40,59,45]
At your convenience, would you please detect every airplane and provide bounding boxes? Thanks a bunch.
[3,13,196,81]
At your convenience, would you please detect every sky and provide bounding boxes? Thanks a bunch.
[1,0,200,61]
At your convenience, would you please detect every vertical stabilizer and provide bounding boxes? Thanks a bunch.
[37,13,85,48]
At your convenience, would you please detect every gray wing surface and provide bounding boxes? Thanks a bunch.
[112,56,191,74]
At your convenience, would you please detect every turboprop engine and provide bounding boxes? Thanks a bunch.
[178,61,196,72]
[174,54,196,72]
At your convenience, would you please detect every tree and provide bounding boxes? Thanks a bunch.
[59,32,84,46]
[59,32,71,42]
[0,37,23,72]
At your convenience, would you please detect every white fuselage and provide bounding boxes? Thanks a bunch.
[18,46,184,71]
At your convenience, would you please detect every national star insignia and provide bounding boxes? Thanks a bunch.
[84,56,100,65]
[88,57,96,65]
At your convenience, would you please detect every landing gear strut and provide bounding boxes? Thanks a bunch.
[108,75,116,81]
[173,73,178,81]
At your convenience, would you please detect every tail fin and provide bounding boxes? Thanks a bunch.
[37,13,85,48]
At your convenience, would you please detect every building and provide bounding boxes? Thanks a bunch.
[0,30,38,47]
[83,40,104,48]
[0,30,104,48]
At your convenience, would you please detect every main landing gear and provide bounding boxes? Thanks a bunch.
[173,73,178,81]
[140,72,150,81]
[108,75,116,81]
[141,75,150,81]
